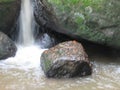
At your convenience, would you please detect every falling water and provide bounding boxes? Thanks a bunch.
[0,0,47,69]
[19,0,34,45]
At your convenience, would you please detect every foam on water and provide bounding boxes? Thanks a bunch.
[0,45,46,70]
[0,0,48,71]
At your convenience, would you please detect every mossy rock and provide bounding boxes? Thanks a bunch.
[41,41,92,78]
[36,0,120,49]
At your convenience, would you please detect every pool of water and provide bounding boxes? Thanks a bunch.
[0,45,120,90]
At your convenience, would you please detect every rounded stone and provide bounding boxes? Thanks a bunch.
[41,41,92,78]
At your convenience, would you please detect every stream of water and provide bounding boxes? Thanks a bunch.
[0,0,120,90]
[19,0,34,45]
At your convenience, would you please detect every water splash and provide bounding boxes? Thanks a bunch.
[0,0,51,70]
[0,45,46,70]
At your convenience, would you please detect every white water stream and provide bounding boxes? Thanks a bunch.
[19,0,34,45]
[0,0,46,70]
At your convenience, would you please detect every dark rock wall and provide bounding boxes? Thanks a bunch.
[0,0,21,37]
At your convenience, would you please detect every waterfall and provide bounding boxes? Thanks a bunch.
[18,0,53,47]
[19,0,34,45]
[0,0,46,69]
[0,0,52,69]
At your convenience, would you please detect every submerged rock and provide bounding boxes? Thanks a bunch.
[0,32,17,60]
[41,41,92,78]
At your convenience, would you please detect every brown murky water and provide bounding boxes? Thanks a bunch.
[0,45,120,90]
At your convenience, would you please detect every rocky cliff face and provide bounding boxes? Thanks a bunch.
[0,0,20,36]
[34,0,120,49]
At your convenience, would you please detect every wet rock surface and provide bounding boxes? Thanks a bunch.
[41,41,92,78]
[34,0,120,49]
[0,0,20,35]
[0,32,17,60]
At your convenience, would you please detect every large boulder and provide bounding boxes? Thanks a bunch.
[40,41,92,78]
[34,0,120,49]
[0,32,17,60]
[0,0,20,35]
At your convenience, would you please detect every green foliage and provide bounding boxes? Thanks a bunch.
[48,0,103,31]
[0,0,14,3]
[47,0,120,48]
[48,0,104,42]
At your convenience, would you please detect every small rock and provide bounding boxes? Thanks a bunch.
[0,32,17,60]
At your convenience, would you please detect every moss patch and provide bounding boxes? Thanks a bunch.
[46,0,120,48]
